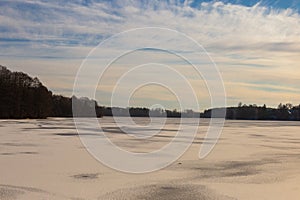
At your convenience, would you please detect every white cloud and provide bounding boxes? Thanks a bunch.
[0,0,300,109]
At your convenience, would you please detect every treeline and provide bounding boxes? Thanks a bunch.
[102,104,300,121]
[100,107,200,118]
[52,95,103,118]
[1,65,300,121]
[0,65,102,119]
[0,66,52,118]
[202,103,300,121]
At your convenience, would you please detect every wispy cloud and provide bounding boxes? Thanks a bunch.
[0,0,299,109]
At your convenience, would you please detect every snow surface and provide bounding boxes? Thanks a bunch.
[1,118,300,199]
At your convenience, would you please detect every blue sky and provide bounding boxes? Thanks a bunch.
[190,0,300,9]
[0,0,300,110]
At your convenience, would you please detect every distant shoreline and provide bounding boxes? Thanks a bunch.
[1,65,299,121]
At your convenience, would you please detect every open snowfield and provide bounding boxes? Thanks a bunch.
[1,117,300,200]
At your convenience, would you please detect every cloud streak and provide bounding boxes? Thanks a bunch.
[0,0,299,109]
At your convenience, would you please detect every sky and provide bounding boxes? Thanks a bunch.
[0,0,300,111]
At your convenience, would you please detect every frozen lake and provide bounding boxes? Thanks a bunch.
[1,117,300,199]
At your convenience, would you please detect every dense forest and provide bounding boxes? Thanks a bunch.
[0,65,102,119]
[1,65,300,120]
